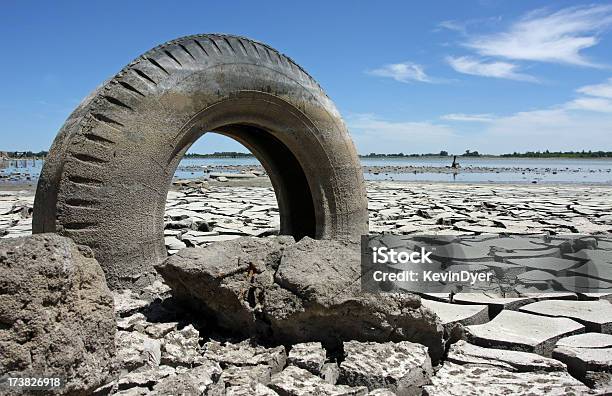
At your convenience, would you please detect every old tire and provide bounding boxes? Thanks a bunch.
[33,34,368,289]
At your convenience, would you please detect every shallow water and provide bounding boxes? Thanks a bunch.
[365,169,612,184]
[0,159,43,182]
[362,156,612,171]
[175,157,612,184]
[2,157,612,185]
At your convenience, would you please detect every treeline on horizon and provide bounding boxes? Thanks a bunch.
[5,150,611,160]
[500,150,612,158]
[0,151,48,158]
[361,150,612,158]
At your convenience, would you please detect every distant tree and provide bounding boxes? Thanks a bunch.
[439,150,449,156]
[462,150,480,157]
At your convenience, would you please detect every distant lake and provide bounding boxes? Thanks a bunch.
[2,157,612,185]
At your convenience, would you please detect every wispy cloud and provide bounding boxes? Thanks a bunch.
[565,77,612,113]
[465,5,612,66]
[446,56,537,82]
[577,78,612,98]
[440,113,497,122]
[368,62,432,83]
[437,20,467,34]
[346,113,456,153]
[436,16,503,35]
[565,97,612,113]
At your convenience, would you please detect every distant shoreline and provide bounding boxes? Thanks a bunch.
[3,151,612,160]
[182,151,612,159]
[180,155,612,160]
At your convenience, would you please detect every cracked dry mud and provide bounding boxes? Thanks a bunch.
[2,180,612,395]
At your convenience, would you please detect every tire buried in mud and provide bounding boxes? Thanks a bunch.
[33,34,368,289]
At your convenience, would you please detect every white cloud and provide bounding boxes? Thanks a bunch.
[565,97,612,113]
[437,20,467,34]
[465,5,612,66]
[577,78,612,98]
[563,78,612,113]
[446,56,537,82]
[346,113,457,153]
[440,113,497,122]
[368,62,432,83]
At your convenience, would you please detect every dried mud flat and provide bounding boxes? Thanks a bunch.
[4,180,610,242]
[2,180,612,395]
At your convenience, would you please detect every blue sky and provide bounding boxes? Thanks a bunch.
[2,0,612,154]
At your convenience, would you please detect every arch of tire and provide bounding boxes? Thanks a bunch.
[33,34,368,289]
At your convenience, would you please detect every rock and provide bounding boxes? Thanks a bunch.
[270,365,368,396]
[465,310,584,356]
[420,299,489,326]
[462,237,545,251]
[210,172,257,179]
[156,236,294,332]
[493,247,560,260]
[164,218,193,230]
[583,292,612,302]
[142,280,172,299]
[161,325,205,367]
[117,313,147,331]
[226,383,279,395]
[115,365,175,392]
[218,364,272,388]
[339,341,432,395]
[116,331,161,371]
[113,387,150,396]
[181,230,220,245]
[288,342,326,374]
[204,340,287,374]
[366,389,396,396]
[482,261,525,279]
[583,371,612,394]
[447,340,566,372]
[516,270,555,285]
[520,300,612,333]
[321,362,341,385]
[507,257,580,273]
[0,234,116,394]
[164,236,187,251]
[553,275,612,294]
[553,333,612,382]
[185,234,242,243]
[113,289,150,317]
[145,322,178,339]
[569,260,612,284]
[151,360,222,395]
[451,293,535,317]
[565,249,612,264]
[423,362,590,395]
[156,237,444,362]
